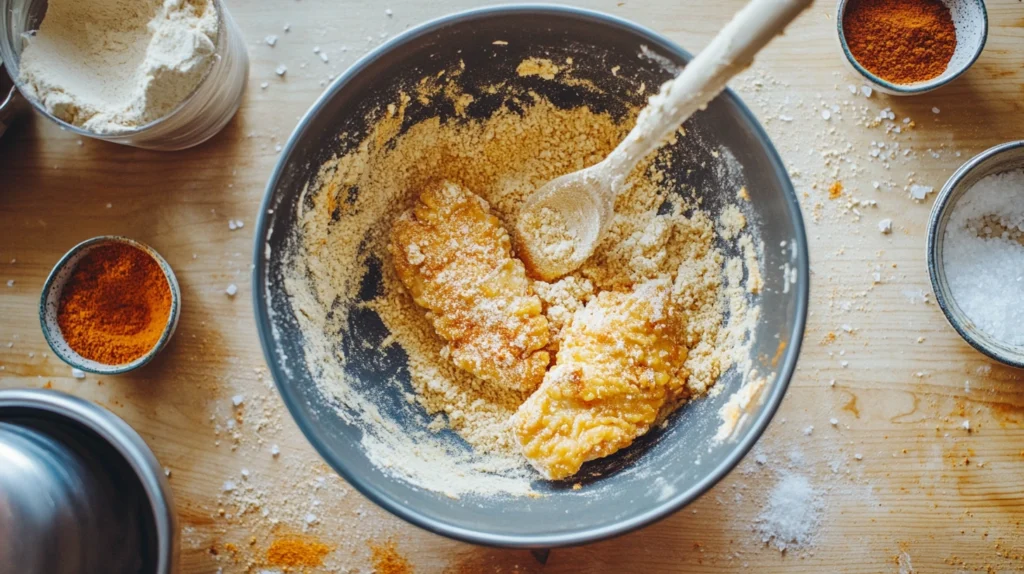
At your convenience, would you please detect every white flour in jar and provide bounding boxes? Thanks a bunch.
[18,0,218,134]
[943,168,1024,347]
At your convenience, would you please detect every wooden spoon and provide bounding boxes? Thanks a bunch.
[515,0,813,281]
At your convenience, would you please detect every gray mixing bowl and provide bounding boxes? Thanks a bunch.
[254,5,808,547]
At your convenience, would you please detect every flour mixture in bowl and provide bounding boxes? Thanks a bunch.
[280,51,767,494]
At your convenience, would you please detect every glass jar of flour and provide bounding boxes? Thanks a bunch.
[0,0,248,150]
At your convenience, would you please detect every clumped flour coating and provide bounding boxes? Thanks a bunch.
[281,59,763,497]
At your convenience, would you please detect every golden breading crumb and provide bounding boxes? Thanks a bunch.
[513,278,689,480]
[390,182,551,393]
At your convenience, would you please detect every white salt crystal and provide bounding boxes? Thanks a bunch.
[223,480,236,492]
[909,184,933,200]
[71,368,86,379]
[275,65,287,76]
[848,84,857,94]
[878,219,892,234]
[304,513,318,524]
[228,220,238,230]
[962,420,971,431]
[385,8,393,16]
[932,107,940,114]
[232,394,245,406]
[778,114,793,122]
[271,444,280,457]
[283,23,290,32]
[319,52,329,63]
[854,453,863,460]
[226,284,238,297]
[241,468,250,479]
[755,454,768,465]
[860,85,872,98]
[5,280,13,287]
[265,35,278,47]
[312,46,320,53]
[829,418,839,426]
[821,110,831,121]
[260,81,269,90]
[803,425,814,436]
[943,169,1024,346]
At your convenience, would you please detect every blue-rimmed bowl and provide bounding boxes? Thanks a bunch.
[837,0,987,96]
[254,5,808,548]
[40,236,181,375]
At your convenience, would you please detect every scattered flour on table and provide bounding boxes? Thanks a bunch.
[18,0,219,133]
[943,168,1024,346]
[756,472,824,551]
[279,57,764,496]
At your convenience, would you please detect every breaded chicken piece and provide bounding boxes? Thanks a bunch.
[390,182,551,393]
[513,279,689,480]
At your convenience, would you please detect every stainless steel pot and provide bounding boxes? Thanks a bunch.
[0,389,179,574]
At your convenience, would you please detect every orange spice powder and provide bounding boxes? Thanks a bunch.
[369,539,413,574]
[266,536,333,568]
[57,243,172,364]
[842,0,956,85]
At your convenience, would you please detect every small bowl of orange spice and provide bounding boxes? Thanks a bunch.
[837,0,987,95]
[40,236,181,375]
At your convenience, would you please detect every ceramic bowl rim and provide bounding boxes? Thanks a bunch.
[926,140,1024,369]
[39,235,181,375]
[253,3,810,548]
[835,0,988,95]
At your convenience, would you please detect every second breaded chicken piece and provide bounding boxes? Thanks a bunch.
[513,278,690,480]
[390,182,551,393]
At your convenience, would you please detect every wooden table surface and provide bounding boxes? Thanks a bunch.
[3,0,1024,572]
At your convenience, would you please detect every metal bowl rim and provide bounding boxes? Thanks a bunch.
[38,235,181,375]
[252,3,809,548]
[926,140,1024,369]
[0,388,179,573]
[835,0,988,95]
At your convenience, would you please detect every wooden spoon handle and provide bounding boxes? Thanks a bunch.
[606,0,813,182]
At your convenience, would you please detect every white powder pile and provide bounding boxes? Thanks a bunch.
[943,168,1024,346]
[18,0,219,134]
[755,473,823,551]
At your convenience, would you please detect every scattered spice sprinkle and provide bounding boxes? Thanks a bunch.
[828,181,844,200]
[842,0,956,85]
[266,536,333,568]
[368,539,412,574]
[57,243,172,364]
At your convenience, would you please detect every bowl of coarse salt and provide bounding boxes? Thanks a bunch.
[928,141,1024,368]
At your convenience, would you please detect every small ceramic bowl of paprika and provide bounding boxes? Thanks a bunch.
[836,0,987,96]
[40,236,181,375]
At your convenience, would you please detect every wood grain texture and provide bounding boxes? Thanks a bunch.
[2,0,1023,572]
